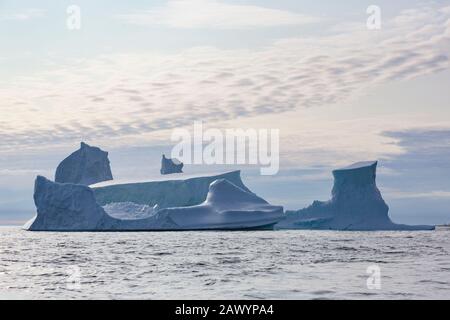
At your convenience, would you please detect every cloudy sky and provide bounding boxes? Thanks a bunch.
[1,0,450,225]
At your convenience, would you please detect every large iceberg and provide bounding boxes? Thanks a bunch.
[276,161,434,231]
[160,154,183,175]
[25,171,283,231]
[55,142,113,185]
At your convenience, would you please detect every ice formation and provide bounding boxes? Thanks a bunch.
[55,142,113,185]
[26,147,434,232]
[92,170,250,209]
[156,179,283,230]
[25,176,115,231]
[160,154,183,175]
[276,161,434,231]
[25,172,283,231]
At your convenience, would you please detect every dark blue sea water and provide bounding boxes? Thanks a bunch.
[0,226,448,299]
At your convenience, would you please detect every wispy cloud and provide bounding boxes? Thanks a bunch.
[0,8,46,21]
[385,190,450,199]
[1,4,450,156]
[378,128,450,201]
[0,169,43,176]
[382,128,450,173]
[115,0,320,29]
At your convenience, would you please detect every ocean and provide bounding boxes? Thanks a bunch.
[0,226,448,299]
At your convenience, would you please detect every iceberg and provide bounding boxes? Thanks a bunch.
[276,161,434,231]
[160,154,183,175]
[25,171,283,231]
[55,142,113,185]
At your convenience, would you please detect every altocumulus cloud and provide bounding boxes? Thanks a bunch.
[1,4,450,153]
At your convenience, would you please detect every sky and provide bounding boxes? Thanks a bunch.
[1,0,450,225]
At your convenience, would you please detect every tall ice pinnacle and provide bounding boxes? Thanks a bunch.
[55,142,113,185]
[330,161,390,222]
[276,161,434,230]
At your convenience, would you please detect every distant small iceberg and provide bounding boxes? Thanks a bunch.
[160,154,183,175]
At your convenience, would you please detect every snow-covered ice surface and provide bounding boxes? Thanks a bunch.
[102,202,157,220]
[1,226,449,299]
[277,161,434,231]
[55,142,113,185]
[25,173,283,231]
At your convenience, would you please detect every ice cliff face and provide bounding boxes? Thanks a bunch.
[25,174,283,231]
[55,142,113,185]
[276,161,434,231]
[160,154,183,175]
[26,176,115,231]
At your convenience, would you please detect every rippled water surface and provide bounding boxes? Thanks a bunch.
[0,227,449,299]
